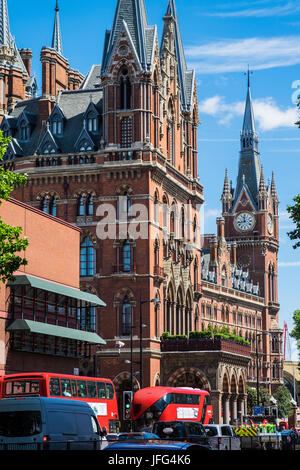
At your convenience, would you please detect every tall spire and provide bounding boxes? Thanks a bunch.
[0,0,11,46]
[234,72,261,207]
[162,0,194,110]
[52,1,63,56]
[102,0,149,72]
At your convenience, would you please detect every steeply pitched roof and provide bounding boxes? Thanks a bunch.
[0,0,11,46]
[102,0,154,72]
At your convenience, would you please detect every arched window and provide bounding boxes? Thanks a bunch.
[120,68,131,110]
[52,117,63,136]
[122,240,132,272]
[41,197,49,214]
[78,196,86,216]
[50,197,57,217]
[87,195,94,216]
[122,296,131,336]
[117,191,131,220]
[19,120,30,141]
[80,237,95,277]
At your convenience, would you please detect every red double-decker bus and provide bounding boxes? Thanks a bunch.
[131,386,213,429]
[0,373,119,433]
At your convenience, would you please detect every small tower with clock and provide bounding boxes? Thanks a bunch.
[221,74,282,391]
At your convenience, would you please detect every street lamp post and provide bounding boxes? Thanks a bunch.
[255,330,271,408]
[140,297,161,390]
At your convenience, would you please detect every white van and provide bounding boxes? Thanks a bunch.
[0,397,107,450]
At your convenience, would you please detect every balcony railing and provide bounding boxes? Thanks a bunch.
[161,336,251,357]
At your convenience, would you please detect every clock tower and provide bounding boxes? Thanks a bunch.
[221,74,282,390]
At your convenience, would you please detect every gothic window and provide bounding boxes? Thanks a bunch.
[77,194,94,217]
[119,68,131,110]
[167,99,175,165]
[80,237,95,277]
[79,140,93,152]
[86,113,98,133]
[121,296,131,336]
[120,117,132,148]
[19,120,30,141]
[154,239,160,267]
[41,196,57,216]
[116,191,131,220]
[51,117,63,136]
[122,240,132,272]
[42,143,56,155]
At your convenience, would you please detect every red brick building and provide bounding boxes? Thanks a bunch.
[1,0,283,423]
[0,197,106,376]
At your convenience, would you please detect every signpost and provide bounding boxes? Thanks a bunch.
[254,406,263,416]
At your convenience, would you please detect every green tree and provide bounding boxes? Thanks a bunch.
[246,386,271,414]
[287,195,300,249]
[0,132,28,283]
[273,385,292,419]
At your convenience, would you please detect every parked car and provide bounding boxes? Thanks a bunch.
[153,421,209,446]
[104,440,212,452]
[0,397,106,451]
[117,432,160,441]
[203,424,241,450]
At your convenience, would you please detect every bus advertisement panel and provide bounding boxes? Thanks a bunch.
[0,372,119,433]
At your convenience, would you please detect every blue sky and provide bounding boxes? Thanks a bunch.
[8,0,300,359]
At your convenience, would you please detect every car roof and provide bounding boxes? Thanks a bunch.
[104,441,191,450]
[0,397,91,409]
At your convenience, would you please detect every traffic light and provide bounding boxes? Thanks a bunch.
[123,391,133,420]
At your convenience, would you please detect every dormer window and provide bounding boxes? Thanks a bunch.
[86,114,98,133]
[52,117,63,136]
[19,120,30,141]
[43,143,56,155]
[79,140,93,152]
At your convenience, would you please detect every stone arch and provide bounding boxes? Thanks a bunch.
[80,229,97,246]
[111,59,137,81]
[114,287,136,307]
[36,190,61,201]
[167,367,210,391]
[115,184,134,196]
[73,188,97,199]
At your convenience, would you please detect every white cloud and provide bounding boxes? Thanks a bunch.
[205,2,300,17]
[198,95,298,130]
[186,36,300,74]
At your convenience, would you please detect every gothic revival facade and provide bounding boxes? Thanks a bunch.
[1,0,283,423]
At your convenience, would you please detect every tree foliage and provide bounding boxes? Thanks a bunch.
[246,386,270,414]
[287,195,300,249]
[0,132,28,283]
[273,385,292,419]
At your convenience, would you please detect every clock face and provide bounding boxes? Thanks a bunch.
[268,214,273,234]
[235,212,255,232]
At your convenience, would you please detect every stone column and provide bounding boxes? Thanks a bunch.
[210,390,222,424]
[222,393,231,424]
[230,394,238,424]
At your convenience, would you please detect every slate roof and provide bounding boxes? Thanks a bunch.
[102,0,155,72]
[1,84,103,158]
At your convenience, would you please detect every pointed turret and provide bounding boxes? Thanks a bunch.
[222,169,232,214]
[161,0,195,111]
[52,0,63,56]
[233,72,261,208]
[0,0,11,46]
[102,0,150,73]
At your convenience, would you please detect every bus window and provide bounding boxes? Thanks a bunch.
[49,378,61,397]
[97,382,106,399]
[87,381,97,399]
[5,380,40,396]
[106,383,114,400]
[77,380,87,398]
[60,379,72,397]
[71,380,77,397]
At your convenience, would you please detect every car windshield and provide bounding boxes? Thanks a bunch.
[0,411,42,437]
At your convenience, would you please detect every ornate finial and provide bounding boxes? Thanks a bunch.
[55,0,59,12]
